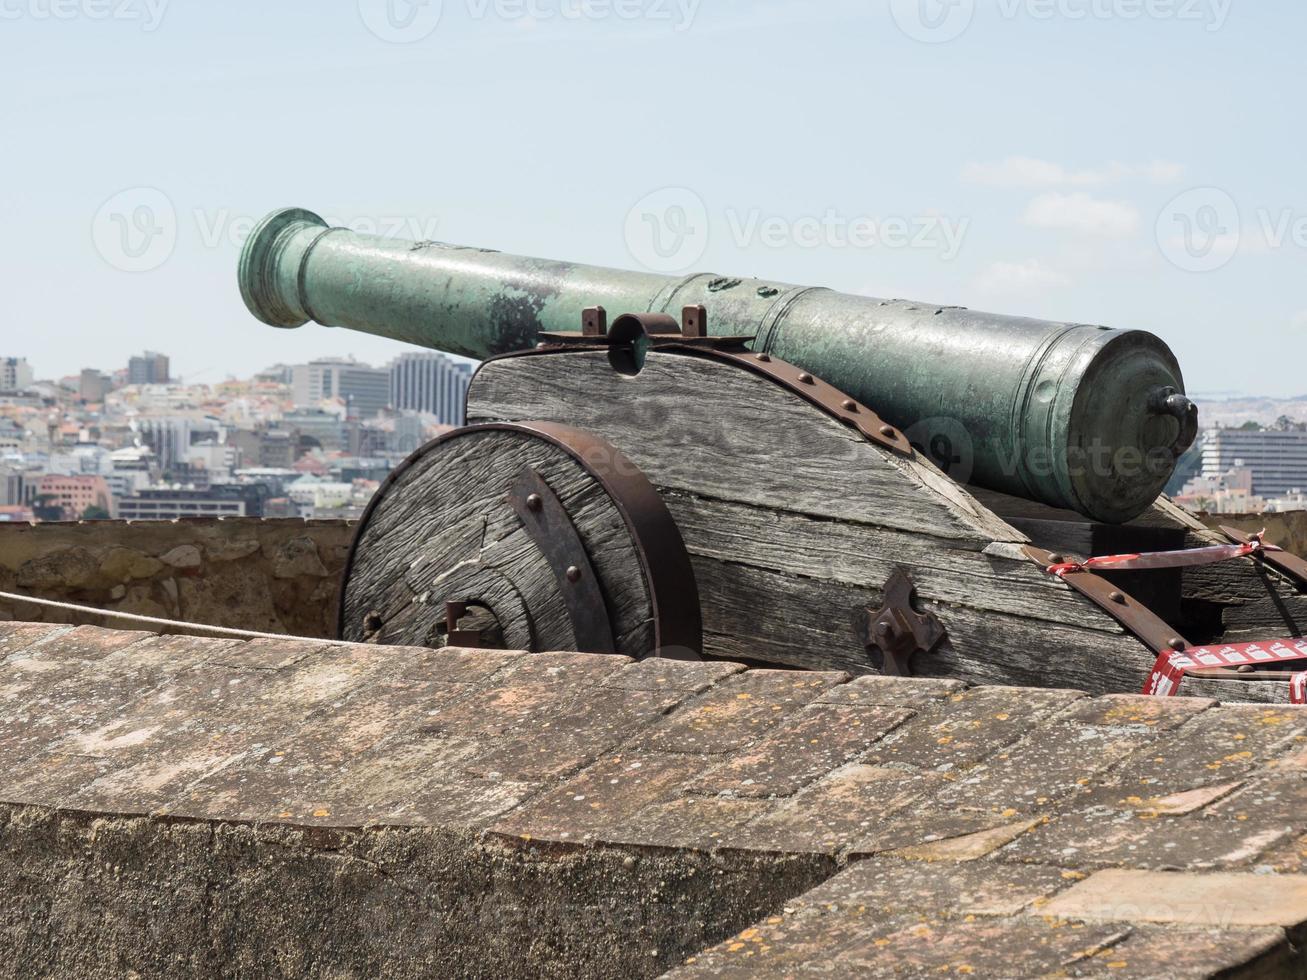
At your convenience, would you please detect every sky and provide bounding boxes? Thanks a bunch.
[1,0,1303,396]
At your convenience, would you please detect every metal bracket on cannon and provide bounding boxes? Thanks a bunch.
[854,568,947,676]
[539,304,756,351]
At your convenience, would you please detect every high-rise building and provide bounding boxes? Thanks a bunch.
[127,351,170,385]
[388,352,472,426]
[0,358,34,392]
[291,358,390,420]
[1201,428,1307,497]
[79,369,113,403]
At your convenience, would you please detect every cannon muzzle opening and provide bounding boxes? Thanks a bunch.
[238,207,329,329]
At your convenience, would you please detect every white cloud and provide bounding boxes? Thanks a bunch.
[962,157,1185,188]
[971,259,1070,295]
[1023,192,1140,238]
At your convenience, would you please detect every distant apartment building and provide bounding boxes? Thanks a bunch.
[116,484,270,521]
[0,358,34,392]
[0,420,24,452]
[291,359,390,420]
[79,369,114,403]
[389,352,472,426]
[127,351,171,386]
[282,409,346,452]
[1201,428,1307,498]
[37,474,113,520]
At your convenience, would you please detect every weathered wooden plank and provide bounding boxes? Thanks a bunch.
[469,351,1019,544]
[664,494,1119,633]
[691,557,1197,697]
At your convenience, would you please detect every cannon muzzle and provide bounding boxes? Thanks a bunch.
[239,206,1195,524]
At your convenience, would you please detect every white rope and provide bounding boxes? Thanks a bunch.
[0,589,342,644]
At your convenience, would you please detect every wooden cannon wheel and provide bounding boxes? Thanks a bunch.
[337,422,701,660]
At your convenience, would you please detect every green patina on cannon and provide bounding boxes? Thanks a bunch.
[240,207,1196,525]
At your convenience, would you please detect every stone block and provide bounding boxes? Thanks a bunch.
[492,752,716,844]
[687,703,914,798]
[97,547,165,583]
[630,670,846,756]
[159,545,202,570]
[269,536,330,579]
[816,674,967,708]
[800,856,1068,917]
[1039,868,1307,929]
[1002,811,1291,872]
[725,764,942,854]
[16,548,100,590]
[862,685,1084,773]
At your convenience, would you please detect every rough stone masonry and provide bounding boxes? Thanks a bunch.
[3,622,1307,978]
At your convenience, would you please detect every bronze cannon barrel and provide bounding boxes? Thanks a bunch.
[239,207,1196,523]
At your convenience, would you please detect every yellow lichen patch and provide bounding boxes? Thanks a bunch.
[313,808,330,817]
[1060,870,1087,880]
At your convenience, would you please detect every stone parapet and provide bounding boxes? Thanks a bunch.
[2,623,1307,978]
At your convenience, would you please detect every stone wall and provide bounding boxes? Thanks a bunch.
[2,623,1307,978]
[0,519,355,638]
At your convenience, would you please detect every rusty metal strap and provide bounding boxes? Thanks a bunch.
[1024,545,1189,655]
[1220,526,1307,590]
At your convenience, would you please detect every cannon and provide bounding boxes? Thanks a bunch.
[239,207,1307,703]
[240,208,1197,524]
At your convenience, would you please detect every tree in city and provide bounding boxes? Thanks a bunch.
[81,506,112,521]
[31,494,64,523]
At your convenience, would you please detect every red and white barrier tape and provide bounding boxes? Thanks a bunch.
[1047,531,1278,578]
[1145,637,1307,703]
